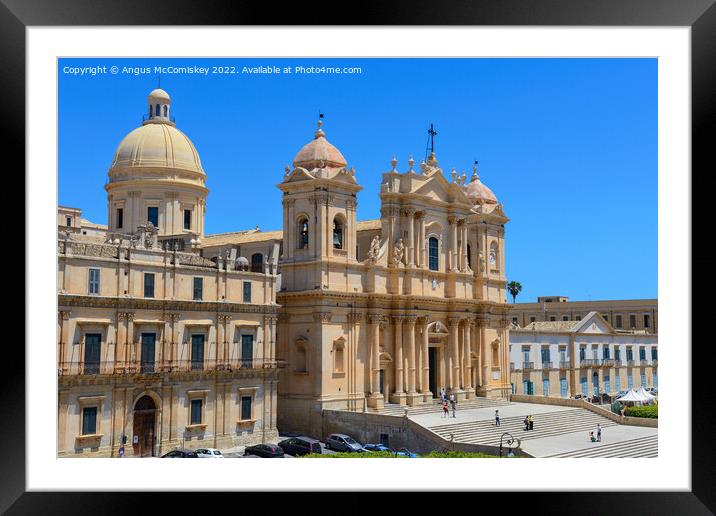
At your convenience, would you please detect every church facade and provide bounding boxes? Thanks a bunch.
[58,88,512,454]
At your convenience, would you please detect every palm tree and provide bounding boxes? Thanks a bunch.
[507,281,522,303]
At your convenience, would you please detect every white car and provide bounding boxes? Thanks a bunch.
[195,448,224,458]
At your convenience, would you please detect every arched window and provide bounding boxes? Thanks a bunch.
[163,105,168,117]
[333,216,344,249]
[251,253,264,273]
[333,338,345,374]
[297,217,309,249]
[467,244,472,269]
[489,241,499,270]
[155,104,160,116]
[428,237,439,271]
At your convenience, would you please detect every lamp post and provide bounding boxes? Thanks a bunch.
[499,432,517,458]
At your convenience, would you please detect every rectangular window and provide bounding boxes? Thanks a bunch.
[140,333,156,373]
[82,406,97,435]
[241,335,254,367]
[579,347,586,361]
[627,374,633,389]
[147,206,159,227]
[193,277,203,300]
[626,348,633,361]
[549,316,556,321]
[116,208,123,229]
[542,379,550,396]
[604,375,611,393]
[581,377,588,396]
[560,378,568,398]
[428,237,439,271]
[651,348,658,360]
[629,314,636,329]
[615,315,623,328]
[540,348,550,364]
[144,273,155,298]
[615,349,621,361]
[190,399,202,425]
[512,317,518,325]
[241,396,253,420]
[88,268,100,295]
[191,334,205,370]
[84,333,101,374]
[603,346,610,360]
[243,281,251,303]
[640,372,646,387]
[639,348,646,361]
[615,374,621,392]
[184,209,192,230]
[530,316,536,323]
[562,315,569,321]
[576,315,582,321]
[66,216,72,227]
[653,372,658,388]
[644,314,651,328]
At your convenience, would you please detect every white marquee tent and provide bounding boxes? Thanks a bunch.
[615,389,650,405]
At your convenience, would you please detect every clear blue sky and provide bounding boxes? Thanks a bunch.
[58,58,657,302]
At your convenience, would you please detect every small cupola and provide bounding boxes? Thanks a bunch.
[145,88,172,124]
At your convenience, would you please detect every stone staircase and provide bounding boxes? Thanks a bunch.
[545,434,658,458]
[428,408,618,447]
[368,397,511,417]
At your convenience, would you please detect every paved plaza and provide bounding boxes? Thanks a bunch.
[410,401,657,458]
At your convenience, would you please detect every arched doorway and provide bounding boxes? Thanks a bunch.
[133,395,157,457]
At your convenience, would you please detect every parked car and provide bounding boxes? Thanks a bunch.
[325,434,365,453]
[573,394,585,400]
[161,449,198,458]
[243,444,285,458]
[277,436,322,457]
[195,448,224,458]
[363,444,417,457]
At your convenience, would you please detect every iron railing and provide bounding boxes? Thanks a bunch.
[542,361,553,370]
[522,362,534,370]
[580,359,598,367]
[559,361,571,369]
[601,359,615,367]
[627,360,636,367]
[58,358,286,376]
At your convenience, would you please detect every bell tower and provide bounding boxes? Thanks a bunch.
[278,118,362,292]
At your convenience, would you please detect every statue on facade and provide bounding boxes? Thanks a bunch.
[367,235,382,262]
[478,250,485,272]
[393,238,405,266]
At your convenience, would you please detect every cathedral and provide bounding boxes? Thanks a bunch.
[58,88,511,455]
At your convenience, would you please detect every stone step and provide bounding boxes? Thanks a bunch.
[368,398,510,416]
[545,434,658,458]
[428,408,618,445]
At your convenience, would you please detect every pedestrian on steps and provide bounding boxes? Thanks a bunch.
[442,400,449,418]
[523,416,529,431]
[597,423,602,442]
[495,410,501,427]
[440,387,446,403]
[449,394,457,418]
[528,415,534,431]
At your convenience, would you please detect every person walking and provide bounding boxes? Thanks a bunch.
[597,423,602,442]
[449,394,457,418]
[528,415,534,431]
[440,387,446,403]
[523,416,529,431]
[442,400,449,418]
[495,410,501,427]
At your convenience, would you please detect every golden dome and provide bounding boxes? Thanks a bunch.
[292,119,347,169]
[109,122,204,176]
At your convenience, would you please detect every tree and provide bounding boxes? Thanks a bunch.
[507,281,522,303]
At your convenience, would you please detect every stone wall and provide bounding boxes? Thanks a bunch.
[509,394,658,428]
[321,410,531,457]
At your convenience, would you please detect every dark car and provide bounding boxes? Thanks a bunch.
[244,444,285,458]
[161,448,198,458]
[325,434,365,453]
[277,436,322,457]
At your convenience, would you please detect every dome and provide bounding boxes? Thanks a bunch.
[148,88,170,102]
[292,119,347,169]
[465,164,498,205]
[109,122,204,176]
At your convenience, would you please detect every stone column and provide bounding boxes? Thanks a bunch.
[418,213,426,268]
[392,315,405,404]
[461,220,469,272]
[420,317,431,399]
[481,318,490,387]
[447,216,457,271]
[367,314,384,409]
[405,208,415,267]
[448,317,461,394]
[405,315,418,402]
[464,320,474,397]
